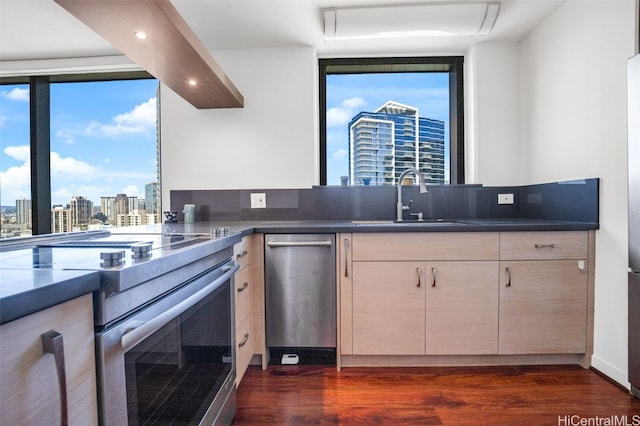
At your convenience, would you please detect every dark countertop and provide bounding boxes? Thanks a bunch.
[0,269,100,324]
[0,218,598,324]
[249,218,599,233]
[122,218,599,235]
[0,230,241,325]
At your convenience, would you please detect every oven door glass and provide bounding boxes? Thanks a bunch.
[124,274,233,424]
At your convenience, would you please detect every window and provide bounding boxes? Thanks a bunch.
[0,83,30,238]
[319,57,464,186]
[0,73,159,237]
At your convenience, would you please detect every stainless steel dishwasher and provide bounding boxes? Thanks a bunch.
[265,234,336,364]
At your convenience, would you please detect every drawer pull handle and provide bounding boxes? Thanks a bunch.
[236,249,248,259]
[42,330,68,426]
[505,266,512,287]
[237,282,249,292]
[534,243,556,249]
[238,333,250,347]
[415,267,422,287]
[344,238,350,278]
[431,267,437,287]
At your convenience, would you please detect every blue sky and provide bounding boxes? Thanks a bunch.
[0,74,448,206]
[0,79,159,207]
[325,72,450,185]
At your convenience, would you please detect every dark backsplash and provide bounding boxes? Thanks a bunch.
[170,178,599,224]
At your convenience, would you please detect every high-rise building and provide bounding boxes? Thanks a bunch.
[51,205,72,233]
[145,182,159,215]
[15,198,31,225]
[116,212,142,227]
[70,196,93,227]
[348,101,445,185]
[114,194,129,219]
[100,196,115,223]
[128,196,140,213]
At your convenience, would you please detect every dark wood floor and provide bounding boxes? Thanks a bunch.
[233,364,640,425]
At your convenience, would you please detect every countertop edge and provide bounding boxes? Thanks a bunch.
[247,221,599,234]
[0,270,101,325]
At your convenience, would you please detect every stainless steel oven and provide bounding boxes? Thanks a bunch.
[0,228,243,425]
[95,258,239,425]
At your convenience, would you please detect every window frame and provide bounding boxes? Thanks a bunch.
[318,56,465,186]
[1,71,155,235]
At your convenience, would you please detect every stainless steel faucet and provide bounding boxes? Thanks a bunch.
[396,167,428,221]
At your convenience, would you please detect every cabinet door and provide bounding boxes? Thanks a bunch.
[499,260,588,354]
[337,233,353,355]
[352,261,425,355]
[426,261,499,355]
[234,264,252,386]
[0,294,98,425]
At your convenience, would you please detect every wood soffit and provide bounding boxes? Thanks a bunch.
[54,0,244,109]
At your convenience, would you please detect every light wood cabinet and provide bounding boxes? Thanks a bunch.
[499,232,590,354]
[234,236,253,386]
[352,261,425,355]
[233,234,268,386]
[352,232,499,261]
[337,234,353,359]
[347,233,500,357]
[426,261,498,355]
[0,294,98,425]
[337,230,595,368]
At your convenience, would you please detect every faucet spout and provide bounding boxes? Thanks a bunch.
[396,167,428,221]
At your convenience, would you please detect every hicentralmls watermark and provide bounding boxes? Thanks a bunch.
[557,415,640,426]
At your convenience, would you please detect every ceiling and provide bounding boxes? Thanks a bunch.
[0,0,566,64]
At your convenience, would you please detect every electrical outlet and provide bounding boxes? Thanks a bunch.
[498,193,514,205]
[250,193,266,208]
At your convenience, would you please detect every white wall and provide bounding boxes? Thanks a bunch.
[160,46,317,210]
[518,0,636,386]
[467,41,521,185]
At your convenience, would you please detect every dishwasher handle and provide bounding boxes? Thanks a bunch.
[266,241,332,248]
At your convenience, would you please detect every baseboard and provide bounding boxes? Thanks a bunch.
[591,354,630,389]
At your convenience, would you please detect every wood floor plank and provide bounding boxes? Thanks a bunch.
[233,365,640,425]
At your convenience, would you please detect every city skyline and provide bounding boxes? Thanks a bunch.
[0,79,160,207]
[326,72,450,185]
[348,100,445,186]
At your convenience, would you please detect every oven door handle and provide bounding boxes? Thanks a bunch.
[120,263,240,351]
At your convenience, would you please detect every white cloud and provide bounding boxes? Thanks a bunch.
[85,97,157,138]
[55,129,76,145]
[50,152,97,178]
[1,87,29,102]
[327,97,366,127]
[4,145,30,162]
[332,148,347,160]
[122,185,138,197]
[0,162,30,203]
[342,97,366,109]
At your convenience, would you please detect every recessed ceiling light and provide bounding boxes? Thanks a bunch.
[188,80,197,86]
[135,31,148,40]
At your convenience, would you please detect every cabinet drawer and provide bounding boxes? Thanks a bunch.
[500,231,588,260]
[352,232,499,261]
[0,294,98,425]
[234,236,251,270]
[235,265,251,324]
[236,315,252,385]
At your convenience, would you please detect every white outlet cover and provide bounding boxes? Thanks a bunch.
[250,193,266,208]
[498,193,514,205]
